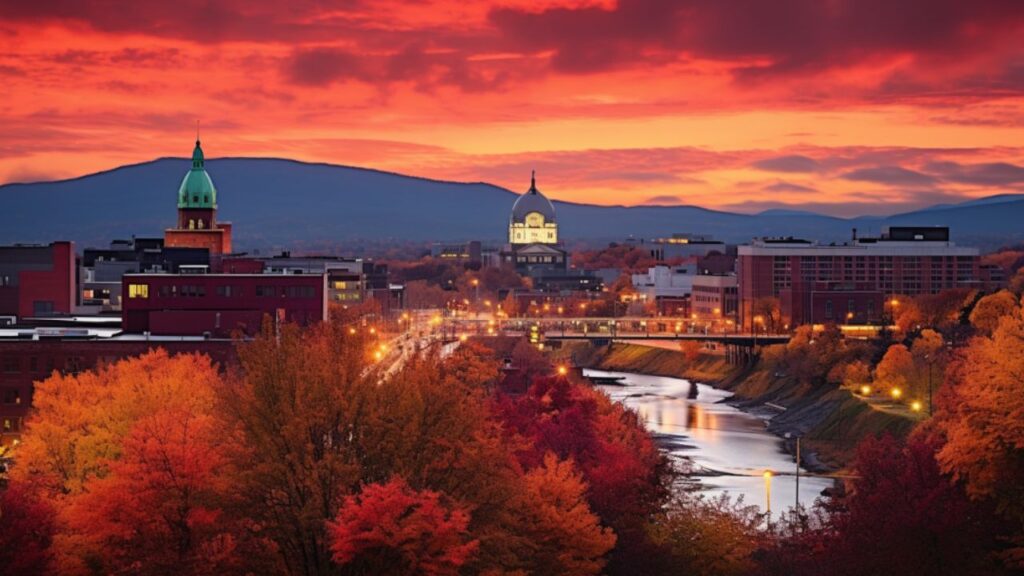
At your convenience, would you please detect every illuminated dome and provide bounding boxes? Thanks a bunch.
[510,172,556,224]
[509,171,559,245]
[177,140,218,209]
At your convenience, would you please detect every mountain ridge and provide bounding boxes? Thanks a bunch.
[2,157,1021,252]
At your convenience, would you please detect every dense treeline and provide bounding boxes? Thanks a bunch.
[4,291,1024,574]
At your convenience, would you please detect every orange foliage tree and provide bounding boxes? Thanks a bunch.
[873,343,913,393]
[968,289,1018,335]
[9,349,274,575]
[937,301,1024,567]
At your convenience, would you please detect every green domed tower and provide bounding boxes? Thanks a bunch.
[176,139,218,230]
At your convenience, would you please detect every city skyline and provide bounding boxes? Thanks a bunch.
[3,0,1024,216]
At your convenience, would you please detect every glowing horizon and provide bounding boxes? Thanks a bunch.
[2,0,1023,217]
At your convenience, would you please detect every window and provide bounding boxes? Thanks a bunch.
[2,388,20,405]
[286,286,316,298]
[128,284,149,299]
[256,286,278,297]
[3,356,18,373]
[216,285,240,297]
[824,299,834,319]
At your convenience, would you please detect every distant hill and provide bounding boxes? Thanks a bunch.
[2,157,1022,251]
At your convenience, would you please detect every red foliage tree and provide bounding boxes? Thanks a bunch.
[327,477,478,576]
[64,408,269,575]
[492,375,668,573]
[0,482,56,575]
[759,434,1007,576]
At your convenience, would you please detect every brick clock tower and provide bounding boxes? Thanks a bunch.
[164,139,232,266]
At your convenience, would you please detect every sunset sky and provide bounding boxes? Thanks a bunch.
[2,0,1024,216]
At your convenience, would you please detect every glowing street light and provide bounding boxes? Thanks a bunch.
[910,400,923,412]
[557,365,568,376]
[763,470,773,528]
[890,387,903,400]
[859,385,872,396]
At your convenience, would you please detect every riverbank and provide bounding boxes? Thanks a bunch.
[554,341,917,471]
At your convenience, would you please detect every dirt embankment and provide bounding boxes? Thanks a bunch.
[557,341,917,471]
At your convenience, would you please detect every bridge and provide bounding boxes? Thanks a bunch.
[505,317,784,342]
[442,315,790,360]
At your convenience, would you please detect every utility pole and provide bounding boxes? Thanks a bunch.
[786,432,801,511]
[795,437,801,511]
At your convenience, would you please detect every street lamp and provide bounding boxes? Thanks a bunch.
[763,470,773,529]
[890,387,902,400]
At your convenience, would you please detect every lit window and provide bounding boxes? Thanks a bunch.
[128,284,149,299]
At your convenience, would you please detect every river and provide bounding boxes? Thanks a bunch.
[585,368,834,515]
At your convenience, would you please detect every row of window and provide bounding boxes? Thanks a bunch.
[2,355,93,375]
[516,256,560,263]
[128,283,319,300]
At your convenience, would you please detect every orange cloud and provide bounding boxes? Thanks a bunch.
[1,0,1023,216]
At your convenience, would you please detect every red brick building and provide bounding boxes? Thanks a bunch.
[0,241,76,320]
[737,227,999,328]
[780,281,885,326]
[122,273,327,337]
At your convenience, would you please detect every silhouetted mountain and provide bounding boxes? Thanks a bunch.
[2,157,1021,251]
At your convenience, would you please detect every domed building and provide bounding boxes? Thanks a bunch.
[165,139,232,262]
[508,172,558,245]
[502,172,569,278]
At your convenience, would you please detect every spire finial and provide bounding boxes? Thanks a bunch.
[530,169,536,193]
[196,119,201,146]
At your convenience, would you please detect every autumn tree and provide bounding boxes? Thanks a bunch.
[402,279,449,309]
[680,340,703,363]
[874,343,913,394]
[215,319,377,576]
[516,454,617,575]
[838,360,870,387]
[8,349,274,575]
[0,482,56,575]
[779,325,845,385]
[327,477,478,576]
[12,349,223,498]
[64,408,272,575]
[937,301,1024,567]
[493,375,668,573]
[647,494,762,576]
[893,296,924,334]
[968,289,1018,335]
[760,434,1008,576]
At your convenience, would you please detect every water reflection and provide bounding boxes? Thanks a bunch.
[587,369,833,514]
